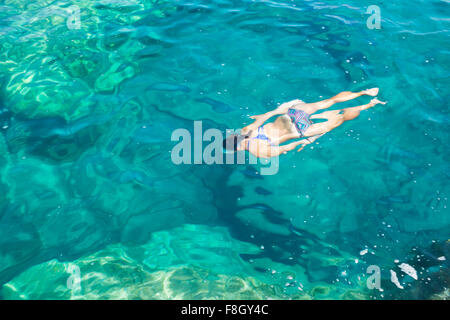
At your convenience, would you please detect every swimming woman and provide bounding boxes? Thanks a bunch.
[223,88,386,158]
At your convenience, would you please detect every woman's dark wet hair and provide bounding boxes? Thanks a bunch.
[223,134,248,152]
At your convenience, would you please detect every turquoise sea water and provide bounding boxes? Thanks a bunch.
[0,0,448,299]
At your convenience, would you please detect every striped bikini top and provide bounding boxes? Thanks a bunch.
[246,126,272,149]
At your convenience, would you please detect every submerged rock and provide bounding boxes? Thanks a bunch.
[0,0,175,120]
[1,225,286,299]
[2,224,370,300]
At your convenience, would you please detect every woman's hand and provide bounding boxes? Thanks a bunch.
[297,140,309,152]
[242,114,263,134]
[280,99,304,109]
[242,124,256,134]
[241,126,251,134]
[297,133,325,152]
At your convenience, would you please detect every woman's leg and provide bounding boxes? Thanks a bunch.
[341,98,386,120]
[292,88,379,115]
[303,98,386,136]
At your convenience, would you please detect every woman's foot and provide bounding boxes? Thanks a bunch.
[368,98,387,107]
[362,88,379,96]
[362,98,387,110]
[361,98,386,110]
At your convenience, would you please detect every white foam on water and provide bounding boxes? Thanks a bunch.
[390,270,404,289]
[399,263,418,280]
[360,249,368,255]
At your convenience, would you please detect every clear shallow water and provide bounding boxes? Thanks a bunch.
[0,0,448,299]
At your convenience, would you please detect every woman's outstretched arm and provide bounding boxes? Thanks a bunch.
[251,138,310,158]
[297,133,324,152]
